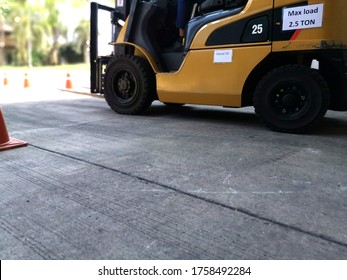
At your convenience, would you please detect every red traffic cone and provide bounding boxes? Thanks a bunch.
[0,108,27,151]
[65,73,73,89]
[24,73,30,88]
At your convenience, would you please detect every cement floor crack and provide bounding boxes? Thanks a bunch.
[29,143,347,250]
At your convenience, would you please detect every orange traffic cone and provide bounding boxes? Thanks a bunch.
[65,73,73,89]
[24,73,30,88]
[0,108,27,151]
[3,73,8,86]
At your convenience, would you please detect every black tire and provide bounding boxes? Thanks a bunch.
[104,55,156,115]
[254,64,330,133]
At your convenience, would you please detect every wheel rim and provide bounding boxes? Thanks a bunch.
[111,69,138,105]
[270,83,311,120]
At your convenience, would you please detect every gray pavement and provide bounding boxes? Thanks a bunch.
[0,83,347,259]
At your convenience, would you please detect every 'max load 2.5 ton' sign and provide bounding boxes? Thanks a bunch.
[282,4,324,31]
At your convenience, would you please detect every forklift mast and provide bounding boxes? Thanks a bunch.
[90,0,246,93]
[90,0,132,93]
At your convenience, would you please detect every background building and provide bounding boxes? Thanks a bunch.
[0,21,16,65]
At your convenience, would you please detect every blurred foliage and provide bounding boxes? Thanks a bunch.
[59,43,83,64]
[74,19,90,63]
[1,0,113,66]
[0,0,10,15]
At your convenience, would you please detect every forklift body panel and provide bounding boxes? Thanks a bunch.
[90,0,347,132]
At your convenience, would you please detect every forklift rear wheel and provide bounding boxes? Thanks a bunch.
[254,64,330,133]
[104,55,156,115]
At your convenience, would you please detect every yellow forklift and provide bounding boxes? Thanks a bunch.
[90,0,347,133]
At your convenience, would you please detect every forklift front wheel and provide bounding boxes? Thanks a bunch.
[254,64,330,133]
[104,55,156,115]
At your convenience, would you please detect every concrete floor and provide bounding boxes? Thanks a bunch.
[1,85,347,259]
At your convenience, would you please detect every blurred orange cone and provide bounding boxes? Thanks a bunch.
[3,73,8,86]
[65,73,73,89]
[0,108,27,151]
[24,73,30,88]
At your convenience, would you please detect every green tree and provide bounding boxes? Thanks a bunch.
[0,0,9,65]
[0,0,9,15]
[3,0,114,66]
[6,0,48,66]
[74,19,90,63]
[44,0,66,65]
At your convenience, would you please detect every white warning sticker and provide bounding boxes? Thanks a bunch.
[282,4,324,31]
[214,50,233,63]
